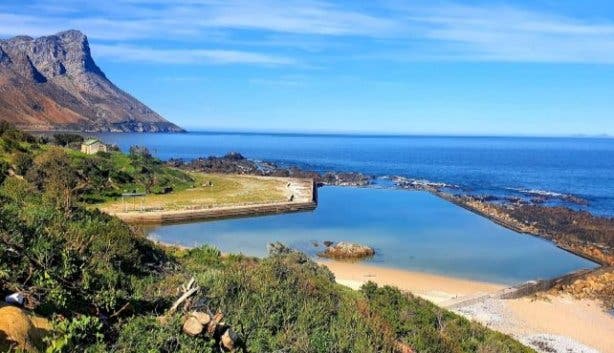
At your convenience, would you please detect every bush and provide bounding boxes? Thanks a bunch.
[0,160,8,184]
[114,315,214,353]
[0,181,163,317]
[53,133,84,147]
[361,283,534,353]
[25,147,79,211]
[45,315,106,353]
[12,151,32,175]
[188,249,394,352]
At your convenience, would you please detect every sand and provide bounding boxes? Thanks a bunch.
[455,295,614,353]
[507,295,614,353]
[321,261,614,353]
[320,260,505,304]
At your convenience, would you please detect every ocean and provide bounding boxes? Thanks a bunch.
[97,132,614,216]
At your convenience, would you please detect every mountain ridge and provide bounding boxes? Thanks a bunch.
[0,30,183,132]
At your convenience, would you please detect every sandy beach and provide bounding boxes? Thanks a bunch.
[320,260,505,304]
[321,261,614,353]
[455,295,614,353]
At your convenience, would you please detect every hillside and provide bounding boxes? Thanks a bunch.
[0,30,183,132]
[0,124,535,353]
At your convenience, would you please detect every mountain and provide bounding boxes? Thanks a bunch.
[0,30,183,132]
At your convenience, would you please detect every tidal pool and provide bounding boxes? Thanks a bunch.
[148,187,597,284]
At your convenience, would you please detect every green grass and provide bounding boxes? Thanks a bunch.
[98,172,290,212]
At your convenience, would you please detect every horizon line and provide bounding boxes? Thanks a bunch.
[174,128,613,139]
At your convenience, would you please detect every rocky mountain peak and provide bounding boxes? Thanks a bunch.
[0,30,183,132]
[0,29,105,79]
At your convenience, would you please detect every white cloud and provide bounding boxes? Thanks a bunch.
[196,0,401,36]
[399,4,614,63]
[93,44,296,66]
[2,1,614,64]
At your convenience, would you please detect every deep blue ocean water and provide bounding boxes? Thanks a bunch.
[149,187,597,284]
[97,132,614,215]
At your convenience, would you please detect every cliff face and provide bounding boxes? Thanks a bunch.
[0,30,183,132]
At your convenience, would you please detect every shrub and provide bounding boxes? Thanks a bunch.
[0,160,8,184]
[189,249,394,352]
[114,315,214,353]
[53,133,84,147]
[12,151,32,175]
[45,315,106,353]
[0,180,164,317]
[361,282,534,353]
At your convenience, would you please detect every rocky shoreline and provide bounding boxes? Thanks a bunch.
[434,192,613,267]
[167,152,373,187]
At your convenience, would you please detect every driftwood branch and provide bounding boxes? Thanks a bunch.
[162,277,199,319]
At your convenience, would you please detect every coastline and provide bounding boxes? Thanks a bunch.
[318,260,505,304]
[320,259,614,353]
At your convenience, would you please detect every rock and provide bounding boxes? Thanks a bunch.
[0,304,51,352]
[318,242,375,260]
[323,240,334,247]
[319,172,372,186]
[182,316,203,336]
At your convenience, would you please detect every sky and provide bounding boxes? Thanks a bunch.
[1,0,614,136]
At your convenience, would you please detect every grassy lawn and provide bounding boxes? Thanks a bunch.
[98,172,292,212]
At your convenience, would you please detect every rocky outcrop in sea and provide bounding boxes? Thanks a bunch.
[168,153,373,187]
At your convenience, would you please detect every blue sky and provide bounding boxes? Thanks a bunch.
[1,0,614,135]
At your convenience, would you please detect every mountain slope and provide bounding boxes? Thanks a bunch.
[0,30,183,132]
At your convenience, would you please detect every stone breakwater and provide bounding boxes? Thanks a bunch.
[110,200,317,225]
[434,192,614,267]
[110,177,317,225]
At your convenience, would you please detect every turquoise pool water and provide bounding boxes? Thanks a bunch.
[148,187,597,284]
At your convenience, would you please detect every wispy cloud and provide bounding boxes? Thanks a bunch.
[399,3,614,63]
[93,44,296,66]
[2,1,614,64]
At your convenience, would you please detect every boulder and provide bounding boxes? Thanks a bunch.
[0,304,51,352]
[318,242,375,260]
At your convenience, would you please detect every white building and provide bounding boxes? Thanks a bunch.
[81,139,107,154]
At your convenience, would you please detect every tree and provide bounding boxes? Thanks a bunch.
[129,145,153,160]
[26,147,80,212]
[53,133,84,147]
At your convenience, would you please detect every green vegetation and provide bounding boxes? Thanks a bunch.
[0,123,535,353]
[0,121,195,205]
